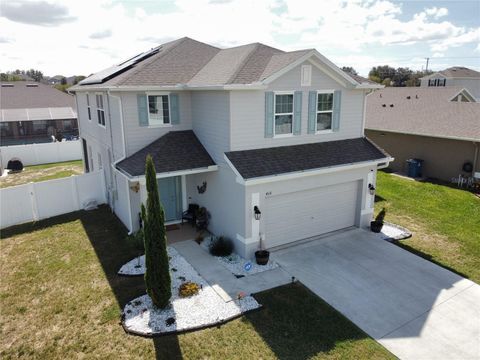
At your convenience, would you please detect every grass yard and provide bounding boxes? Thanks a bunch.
[0,160,83,188]
[0,206,394,360]
[375,171,480,283]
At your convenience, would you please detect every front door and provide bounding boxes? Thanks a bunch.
[158,176,182,222]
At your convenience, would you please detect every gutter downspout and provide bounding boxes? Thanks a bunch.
[107,90,134,235]
[473,142,479,175]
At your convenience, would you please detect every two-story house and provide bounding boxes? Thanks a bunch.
[70,37,391,259]
[420,66,480,100]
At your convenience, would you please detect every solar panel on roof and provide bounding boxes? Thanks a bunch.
[79,45,163,85]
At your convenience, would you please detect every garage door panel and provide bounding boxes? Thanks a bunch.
[265,181,359,248]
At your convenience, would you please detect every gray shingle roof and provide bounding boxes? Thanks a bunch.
[439,67,480,78]
[365,86,480,141]
[73,37,367,89]
[0,82,75,109]
[225,138,389,179]
[116,130,216,177]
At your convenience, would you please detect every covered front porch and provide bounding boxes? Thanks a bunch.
[114,130,218,239]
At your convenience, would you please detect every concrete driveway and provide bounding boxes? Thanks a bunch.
[272,228,480,360]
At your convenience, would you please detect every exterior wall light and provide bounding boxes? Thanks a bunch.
[368,183,376,195]
[254,206,261,220]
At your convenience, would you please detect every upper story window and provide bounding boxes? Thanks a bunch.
[96,94,106,127]
[428,78,446,87]
[316,91,333,132]
[86,93,92,121]
[274,93,293,136]
[148,95,170,125]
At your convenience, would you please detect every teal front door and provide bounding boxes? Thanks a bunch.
[158,176,182,222]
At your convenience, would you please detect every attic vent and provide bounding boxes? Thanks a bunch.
[301,65,312,86]
[26,83,38,87]
[416,95,418,99]
[1,83,14,87]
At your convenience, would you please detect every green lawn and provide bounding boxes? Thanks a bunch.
[375,171,480,282]
[0,207,394,360]
[0,160,83,188]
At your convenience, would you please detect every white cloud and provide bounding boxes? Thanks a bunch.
[0,0,477,76]
[424,7,448,19]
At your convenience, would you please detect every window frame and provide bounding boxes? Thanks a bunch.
[86,93,92,121]
[315,90,335,134]
[95,93,106,128]
[273,91,294,138]
[146,92,172,128]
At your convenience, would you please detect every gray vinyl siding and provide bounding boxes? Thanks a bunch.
[121,91,193,156]
[191,91,230,164]
[229,61,365,151]
[186,165,245,246]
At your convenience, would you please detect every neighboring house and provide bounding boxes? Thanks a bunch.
[70,37,391,259]
[0,82,78,146]
[365,86,480,182]
[420,66,480,100]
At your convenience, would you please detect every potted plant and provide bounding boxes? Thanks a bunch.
[371,208,386,233]
[255,234,269,265]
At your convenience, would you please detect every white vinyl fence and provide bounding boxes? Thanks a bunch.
[0,140,82,167]
[0,170,106,229]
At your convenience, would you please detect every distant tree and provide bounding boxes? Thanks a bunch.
[26,69,43,82]
[341,66,358,76]
[369,65,396,83]
[73,75,86,85]
[54,83,70,93]
[405,70,433,87]
[392,67,413,87]
[144,155,171,309]
[61,77,67,85]
[382,78,392,87]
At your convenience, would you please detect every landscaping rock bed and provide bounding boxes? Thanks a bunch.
[121,247,261,336]
[374,222,412,242]
[118,255,145,276]
[199,236,279,277]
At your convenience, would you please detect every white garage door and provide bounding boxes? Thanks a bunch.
[265,181,359,248]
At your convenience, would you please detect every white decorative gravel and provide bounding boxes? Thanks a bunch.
[118,255,145,276]
[374,222,412,242]
[199,236,278,277]
[122,247,261,336]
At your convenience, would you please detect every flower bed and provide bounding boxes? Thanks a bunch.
[121,247,261,336]
[199,236,278,277]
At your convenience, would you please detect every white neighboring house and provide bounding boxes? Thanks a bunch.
[70,37,391,259]
[420,66,480,100]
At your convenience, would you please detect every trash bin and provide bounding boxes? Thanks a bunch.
[406,158,424,178]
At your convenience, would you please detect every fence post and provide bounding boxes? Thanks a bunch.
[71,175,80,210]
[29,182,39,221]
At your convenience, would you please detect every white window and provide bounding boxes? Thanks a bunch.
[316,91,334,132]
[86,93,91,121]
[301,65,312,86]
[148,95,170,125]
[96,94,105,127]
[274,93,294,136]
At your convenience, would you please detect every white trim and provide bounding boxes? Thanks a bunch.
[86,92,92,121]
[95,92,106,128]
[447,88,477,103]
[315,90,334,133]
[146,93,171,126]
[236,233,257,245]
[72,84,268,92]
[134,165,219,184]
[233,158,393,186]
[273,92,294,137]
[251,193,260,245]
[181,175,187,212]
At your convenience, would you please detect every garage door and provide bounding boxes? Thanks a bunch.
[264,181,359,248]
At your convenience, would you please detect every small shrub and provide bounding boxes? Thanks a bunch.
[178,282,200,298]
[195,234,204,244]
[375,208,386,223]
[209,236,234,257]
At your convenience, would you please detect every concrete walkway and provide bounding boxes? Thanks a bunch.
[272,228,480,360]
[172,240,291,302]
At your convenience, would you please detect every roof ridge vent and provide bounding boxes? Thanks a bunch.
[1,83,14,87]
[26,83,39,87]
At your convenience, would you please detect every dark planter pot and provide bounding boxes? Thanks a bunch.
[370,220,384,233]
[255,250,270,265]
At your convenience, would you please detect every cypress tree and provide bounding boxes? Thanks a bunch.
[144,155,171,308]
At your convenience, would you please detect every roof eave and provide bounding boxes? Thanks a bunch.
[365,128,480,143]
[122,165,219,182]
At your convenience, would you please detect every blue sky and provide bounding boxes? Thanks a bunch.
[0,0,479,77]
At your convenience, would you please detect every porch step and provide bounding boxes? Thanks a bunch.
[171,240,291,302]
